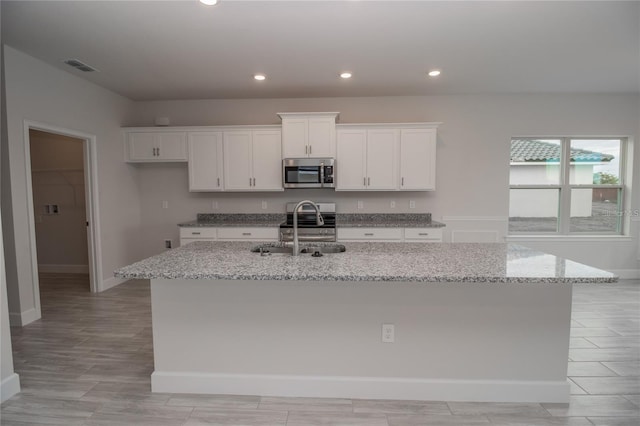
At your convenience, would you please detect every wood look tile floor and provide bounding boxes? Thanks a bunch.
[1,273,639,425]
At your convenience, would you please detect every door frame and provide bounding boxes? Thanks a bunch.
[23,120,103,299]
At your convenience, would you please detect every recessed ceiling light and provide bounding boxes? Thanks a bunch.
[340,72,352,79]
[199,0,219,5]
[428,70,441,77]
[254,74,266,81]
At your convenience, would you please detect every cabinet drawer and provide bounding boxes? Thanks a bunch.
[179,227,217,239]
[217,227,278,241]
[338,227,403,241]
[404,228,443,242]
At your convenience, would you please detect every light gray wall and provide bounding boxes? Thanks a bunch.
[128,94,640,275]
[2,46,138,322]
[30,130,88,269]
[1,3,20,400]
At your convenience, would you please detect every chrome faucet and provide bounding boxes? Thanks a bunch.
[292,200,324,256]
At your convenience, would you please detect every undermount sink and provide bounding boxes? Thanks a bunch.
[251,244,346,256]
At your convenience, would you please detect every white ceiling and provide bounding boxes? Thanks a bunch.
[2,0,639,101]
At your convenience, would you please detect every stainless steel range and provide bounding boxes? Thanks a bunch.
[279,202,336,242]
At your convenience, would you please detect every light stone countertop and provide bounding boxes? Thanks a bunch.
[114,241,617,284]
[178,213,444,228]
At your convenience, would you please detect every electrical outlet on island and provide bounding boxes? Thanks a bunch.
[409,200,416,209]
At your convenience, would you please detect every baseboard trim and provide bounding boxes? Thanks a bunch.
[1,373,21,403]
[151,372,570,403]
[8,308,39,326]
[38,264,89,274]
[610,269,640,279]
[100,276,128,292]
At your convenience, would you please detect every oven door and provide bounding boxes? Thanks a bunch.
[283,159,323,188]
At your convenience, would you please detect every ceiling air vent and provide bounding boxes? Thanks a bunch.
[64,59,98,72]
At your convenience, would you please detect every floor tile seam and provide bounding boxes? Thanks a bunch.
[568,377,592,395]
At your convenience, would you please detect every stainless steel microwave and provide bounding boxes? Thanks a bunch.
[283,158,336,189]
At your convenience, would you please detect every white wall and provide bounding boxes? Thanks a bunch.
[128,94,639,275]
[2,46,138,324]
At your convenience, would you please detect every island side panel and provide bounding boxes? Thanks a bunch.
[150,279,572,403]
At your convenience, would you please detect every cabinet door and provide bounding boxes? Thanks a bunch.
[336,129,367,190]
[157,132,187,160]
[400,129,436,190]
[308,116,336,158]
[281,118,308,158]
[223,131,253,190]
[366,129,398,190]
[127,132,157,161]
[252,130,283,191]
[188,132,224,192]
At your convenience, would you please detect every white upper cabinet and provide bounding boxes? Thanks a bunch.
[251,130,283,190]
[366,129,398,190]
[188,132,224,192]
[223,129,283,192]
[126,131,187,162]
[336,129,367,190]
[336,127,397,191]
[279,112,338,158]
[336,124,437,191]
[399,128,436,191]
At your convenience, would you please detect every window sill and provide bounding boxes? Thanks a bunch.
[506,235,633,243]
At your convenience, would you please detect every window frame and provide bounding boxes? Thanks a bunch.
[509,137,628,236]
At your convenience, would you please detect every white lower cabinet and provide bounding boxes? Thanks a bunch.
[404,228,443,242]
[217,227,278,241]
[179,227,217,246]
[179,227,278,246]
[337,228,403,242]
[337,227,443,243]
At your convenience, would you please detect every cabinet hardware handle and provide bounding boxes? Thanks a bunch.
[192,232,201,235]
[249,177,252,186]
[305,146,308,155]
[368,177,370,186]
[402,177,404,186]
[364,233,374,236]
[217,177,220,187]
[152,147,156,156]
[309,145,312,155]
[253,178,256,186]
[419,233,429,236]
[242,232,251,236]
[363,177,366,186]
[157,147,160,156]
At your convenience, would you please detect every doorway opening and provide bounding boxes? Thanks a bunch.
[24,121,102,312]
[29,129,90,292]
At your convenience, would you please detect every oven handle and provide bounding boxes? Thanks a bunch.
[320,161,325,188]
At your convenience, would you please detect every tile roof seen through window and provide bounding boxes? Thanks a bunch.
[511,140,614,163]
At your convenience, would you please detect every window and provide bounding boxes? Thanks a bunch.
[509,138,626,235]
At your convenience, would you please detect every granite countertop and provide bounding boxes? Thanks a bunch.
[178,213,444,228]
[114,241,616,284]
[336,214,444,228]
[179,214,285,228]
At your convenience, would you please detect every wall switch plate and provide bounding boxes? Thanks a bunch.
[382,324,395,343]
[261,200,268,210]
[390,201,396,209]
[212,201,219,210]
[162,200,169,209]
[409,200,416,209]
[357,200,364,209]
[164,239,172,249]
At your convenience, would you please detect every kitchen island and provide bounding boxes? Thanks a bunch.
[115,241,616,403]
